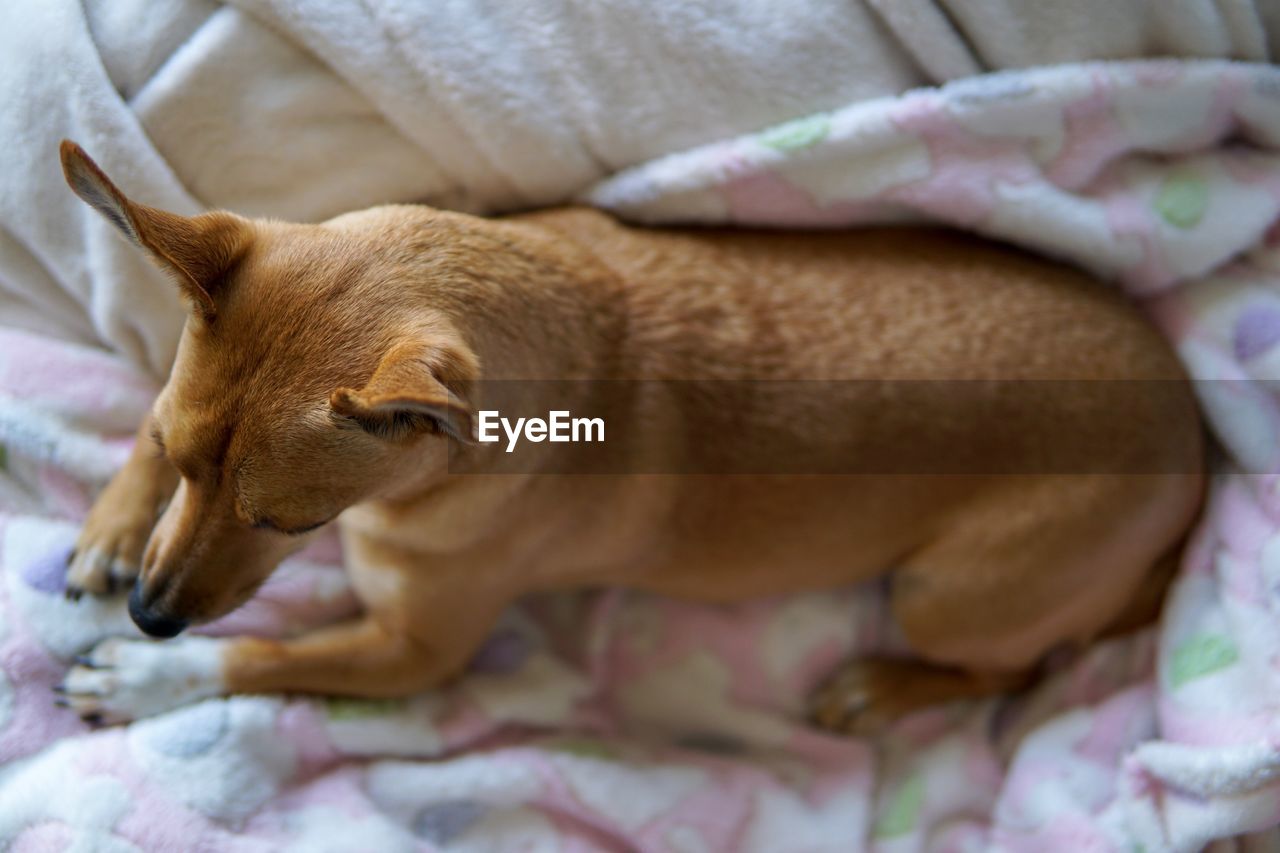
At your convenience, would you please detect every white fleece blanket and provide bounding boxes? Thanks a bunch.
[4,0,1279,371]
[3,3,1280,852]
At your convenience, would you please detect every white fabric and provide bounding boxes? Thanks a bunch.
[2,0,1277,375]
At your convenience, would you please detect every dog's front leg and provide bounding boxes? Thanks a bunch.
[59,618,470,724]
[219,554,515,698]
[60,574,509,723]
[66,411,177,598]
[222,616,463,697]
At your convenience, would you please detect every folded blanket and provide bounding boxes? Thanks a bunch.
[4,0,1277,373]
[2,57,1280,851]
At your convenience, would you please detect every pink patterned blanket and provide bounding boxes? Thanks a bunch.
[1,60,1279,851]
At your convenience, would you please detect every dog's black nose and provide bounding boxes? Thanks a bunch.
[128,583,188,638]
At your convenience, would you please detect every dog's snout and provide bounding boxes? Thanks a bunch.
[128,583,188,639]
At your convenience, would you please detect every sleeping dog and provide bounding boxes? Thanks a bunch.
[56,141,1203,730]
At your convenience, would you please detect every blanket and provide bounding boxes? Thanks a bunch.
[4,0,1277,374]
[5,0,1280,847]
[2,58,1280,851]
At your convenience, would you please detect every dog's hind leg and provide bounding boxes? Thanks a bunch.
[809,472,1200,735]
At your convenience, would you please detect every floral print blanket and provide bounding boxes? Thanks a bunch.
[2,60,1280,851]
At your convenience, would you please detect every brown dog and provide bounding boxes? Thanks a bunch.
[56,141,1203,730]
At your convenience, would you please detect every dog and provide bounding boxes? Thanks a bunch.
[56,141,1203,730]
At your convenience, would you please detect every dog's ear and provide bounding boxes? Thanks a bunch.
[329,339,478,443]
[59,140,249,320]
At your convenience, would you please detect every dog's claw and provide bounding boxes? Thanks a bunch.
[66,521,147,601]
[53,696,68,708]
[59,636,223,724]
[52,683,66,694]
[66,549,77,568]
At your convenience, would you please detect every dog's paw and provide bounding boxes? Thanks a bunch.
[65,506,154,600]
[808,658,910,736]
[56,636,225,725]
[808,658,1026,736]
[807,658,970,736]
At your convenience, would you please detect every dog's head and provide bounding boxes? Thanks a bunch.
[60,141,479,635]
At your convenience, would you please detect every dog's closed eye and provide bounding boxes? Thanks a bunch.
[251,517,332,537]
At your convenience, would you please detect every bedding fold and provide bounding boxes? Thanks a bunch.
[3,2,1280,850]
